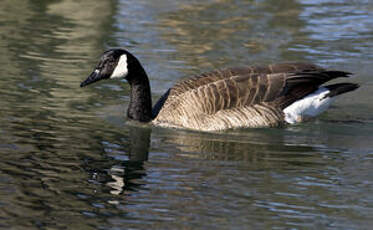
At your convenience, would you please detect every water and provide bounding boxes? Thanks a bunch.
[1,0,373,229]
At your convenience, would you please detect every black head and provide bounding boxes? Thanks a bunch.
[80,48,144,87]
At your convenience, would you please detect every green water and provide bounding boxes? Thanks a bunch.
[1,0,373,229]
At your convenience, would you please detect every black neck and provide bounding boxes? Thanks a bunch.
[127,71,153,122]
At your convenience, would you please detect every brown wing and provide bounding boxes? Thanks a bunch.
[169,62,323,97]
[152,63,323,118]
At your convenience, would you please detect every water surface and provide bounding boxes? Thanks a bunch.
[0,0,373,229]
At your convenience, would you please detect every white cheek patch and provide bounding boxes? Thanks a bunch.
[110,54,128,79]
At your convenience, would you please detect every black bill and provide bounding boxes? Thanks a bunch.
[80,70,103,87]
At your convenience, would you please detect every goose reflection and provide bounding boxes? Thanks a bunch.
[153,128,327,167]
[104,123,338,196]
[106,125,151,196]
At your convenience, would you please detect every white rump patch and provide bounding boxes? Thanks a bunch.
[110,54,128,79]
[283,87,335,124]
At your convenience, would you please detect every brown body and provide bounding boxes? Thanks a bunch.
[152,63,351,131]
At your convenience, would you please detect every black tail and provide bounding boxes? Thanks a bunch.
[324,83,360,98]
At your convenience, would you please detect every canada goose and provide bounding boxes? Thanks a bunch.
[80,48,359,131]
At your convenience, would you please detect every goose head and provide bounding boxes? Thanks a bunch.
[80,48,147,87]
[80,48,153,122]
